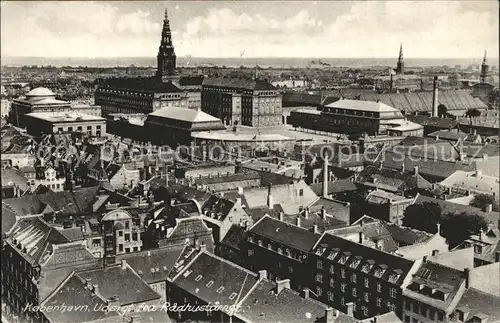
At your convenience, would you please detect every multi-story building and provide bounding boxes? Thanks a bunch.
[289,99,423,137]
[244,215,321,291]
[202,78,283,127]
[101,208,143,265]
[25,111,106,137]
[33,165,66,192]
[310,232,422,319]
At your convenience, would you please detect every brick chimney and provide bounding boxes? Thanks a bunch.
[321,206,327,220]
[325,307,338,323]
[346,302,354,317]
[313,225,319,234]
[296,217,301,227]
[259,270,267,280]
[121,260,127,270]
[304,207,310,219]
[279,211,284,222]
[302,288,310,299]
[275,279,290,294]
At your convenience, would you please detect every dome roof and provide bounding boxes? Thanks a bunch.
[26,87,55,97]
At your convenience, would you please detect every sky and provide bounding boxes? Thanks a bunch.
[1,1,498,58]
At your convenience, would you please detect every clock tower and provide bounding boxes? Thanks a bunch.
[157,9,179,84]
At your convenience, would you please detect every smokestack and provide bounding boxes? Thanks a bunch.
[323,153,329,197]
[432,76,439,117]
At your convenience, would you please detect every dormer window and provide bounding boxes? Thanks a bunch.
[362,263,372,273]
[338,253,350,264]
[248,236,253,243]
[388,272,400,283]
[277,247,283,254]
[374,267,386,278]
[327,251,337,260]
[258,240,263,246]
[350,257,361,269]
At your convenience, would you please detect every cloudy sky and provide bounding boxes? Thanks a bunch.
[1,1,498,58]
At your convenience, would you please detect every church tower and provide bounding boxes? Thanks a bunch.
[157,9,178,83]
[396,44,404,75]
[480,50,489,83]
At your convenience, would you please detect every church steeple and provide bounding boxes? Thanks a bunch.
[157,8,177,81]
[480,50,489,83]
[396,44,404,75]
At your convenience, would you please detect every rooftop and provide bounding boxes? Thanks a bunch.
[325,98,400,113]
[26,87,55,97]
[203,77,277,91]
[26,112,105,123]
[192,131,293,142]
[148,106,222,123]
[455,288,500,322]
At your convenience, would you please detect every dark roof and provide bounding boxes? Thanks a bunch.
[329,221,399,253]
[310,179,358,196]
[97,77,182,93]
[179,75,204,86]
[250,215,321,253]
[356,165,431,191]
[171,251,258,311]
[385,223,433,247]
[428,130,468,141]
[406,115,458,129]
[203,77,276,91]
[406,261,465,310]
[239,279,328,323]
[1,168,29,192]
[220,225,247,251]
[455,288,500,322]
[282,92,338,106]
[41,274,121,323]
[76,263,160,306]
[201,195,236,221]
[115,244,186,284]
[313,233,415,285]
[415,195,499,224]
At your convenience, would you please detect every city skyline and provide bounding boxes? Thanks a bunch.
[1,1,499,59]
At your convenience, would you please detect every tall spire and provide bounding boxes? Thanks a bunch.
[396,44,404,75]
[480,49,489,83]
[157,8,177,80]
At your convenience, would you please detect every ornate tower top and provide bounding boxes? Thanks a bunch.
[157,8,177,81]
[480,50,490,83]
[398,44,404,61]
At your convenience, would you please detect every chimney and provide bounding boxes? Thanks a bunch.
[325,307,337,323]
[92,284,99,295]
[302,288,310,299]
[432,76,439,117]
[199,244,207,252]
[304,207,310,219]
[259,270,267,280]
[414,166,419,176]
[464,267,470,289]
[358,231,364,244]
[237,186,244,195]
[279,211,284,222]
[321,207,327,220]
[375,239,384,250]
[313,225,319,234]
[275,279,290,294]
[86,279,92,290]
[476,170,482,178]
[401,163,405,173]
[323,153,329,197]
[346,302,354,317]
[390,74,393,91]
[484,204,492,213]
[267,184,274,209]
[423,255,428,263]
[121,260,127,270]
[296,217,301,227]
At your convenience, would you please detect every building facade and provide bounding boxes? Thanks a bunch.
[25,112,106,137]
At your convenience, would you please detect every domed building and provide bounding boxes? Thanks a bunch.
[10,87,101,128]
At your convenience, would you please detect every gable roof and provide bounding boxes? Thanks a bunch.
[357,165,432,192]
[325,99,399,113]
[148,106,222,123]
[201,195,237,221]
[250,215,321,253]
[203,77,276,91]
[455,288,500,322]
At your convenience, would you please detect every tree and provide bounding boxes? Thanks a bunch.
[437,104,448,118]
[470,194,499,212]
[441,212,488,248]
[465,108,481,118]
[402,202,442,233]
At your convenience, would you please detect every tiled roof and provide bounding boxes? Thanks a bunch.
[357,165,432,191]
[203,77,276,91]
[148,106,222,123]
[406,261,465,311]
[115,244,186,284]
[415,195,499,224]
[76,263,160,306]
[238,279,328,323]
[97,77,182,93]
[201,195,236,221]
[250,215,321,253]
[179,75,204,86]
[41,274,121,323]
[310,179,358,196]
[384,223,433,247]
[455,288,500,322]
[171,251,258,312]
[313,233,415,285]
[428,130,469,141]
[406,115,458,129]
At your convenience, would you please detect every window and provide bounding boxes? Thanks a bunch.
[474,245,483,254]
[133,247,138,252]
[119,231,123,237]
[216,286,224,294]
[376,298,382,307]
[341,283,347,293]
[351,273,357,283]
[206,281,214,288]
[317,260,323,269]
[57,127,63,133]
[316,287,323,296]
[364,292,370,302]
[195,275,203,282]
[341,269,346,278]
[77,126,82,131]
[388,302,396,312]
[329,265,335,274]
[119,244,123,252]
[125,233,130,242]
[437,312,444,321]
[132,233,138,241]
[352,288,357,297]
[329,278,335,288]
[316,273,323,283]
[229,292,237,300]
[364,278,369,288]
[288,266,293,273]
[68,127,73,132]
[390,288,397,298]
[341,297,345,306]
[125,221,129,229]
[299,189,304,196]
[327,291,334,301]
[248,249,254,256]
[125,248,130,253]
[377,283,382,293]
